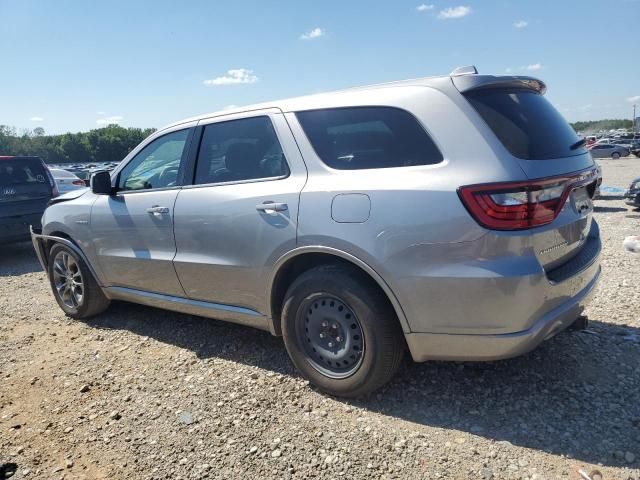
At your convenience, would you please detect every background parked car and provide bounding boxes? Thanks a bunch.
[588,144,630,159]
[0,156,57,244]
[49,168,88,194]
[625,176,640,209]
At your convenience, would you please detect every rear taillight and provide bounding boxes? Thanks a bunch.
[458,169,598,231]
[43,162,59,197]
[72,180,85,186]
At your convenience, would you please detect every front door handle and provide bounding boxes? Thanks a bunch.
[146,205,170,215]
[256,202,288,215]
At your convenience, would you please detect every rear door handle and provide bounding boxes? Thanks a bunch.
[256,202,288,215]
[146,205,170,214]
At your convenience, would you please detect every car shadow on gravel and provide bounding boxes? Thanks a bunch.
[365,320,640,469]
[82,304,639,468]
[593,206,628,213]
[0,241,43,276]
[596,195,627,201]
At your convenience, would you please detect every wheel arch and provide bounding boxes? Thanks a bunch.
[268,247,410,336]
[35,230,104,287]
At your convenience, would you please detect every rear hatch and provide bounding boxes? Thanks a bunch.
[0,156,55,225]
[454,76,599,272]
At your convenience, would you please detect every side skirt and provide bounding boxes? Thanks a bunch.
[105,286,271,332]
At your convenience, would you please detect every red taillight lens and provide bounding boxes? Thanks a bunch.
[42,162,59,197]
[72,180,85,186]
[459,170,598,231]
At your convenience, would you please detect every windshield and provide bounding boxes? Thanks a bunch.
[464,89,586,160]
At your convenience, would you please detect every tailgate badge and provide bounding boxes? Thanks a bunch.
[2,187,16,195]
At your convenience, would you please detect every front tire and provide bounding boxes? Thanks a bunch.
[281,264,404,398]
[48,243,110,319]
[612,152,621,159]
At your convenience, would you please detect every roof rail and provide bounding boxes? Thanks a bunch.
[449,65,478,76]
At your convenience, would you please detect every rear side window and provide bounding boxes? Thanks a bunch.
[195,116,289,185]
[0,158,47,187]
[464,89,586,160]
[296,107,443,170]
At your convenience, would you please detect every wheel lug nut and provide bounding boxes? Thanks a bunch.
[332,323,338,329]
[328,342,334,348]
[321,321,328,328]
[319,333,326,339]
[336,336,342,342]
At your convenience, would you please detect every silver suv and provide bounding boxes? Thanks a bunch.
[32,67,601,397]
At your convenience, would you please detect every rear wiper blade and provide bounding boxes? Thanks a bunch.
[570,138,587,150]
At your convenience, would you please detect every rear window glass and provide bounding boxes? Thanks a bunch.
[464,89,586,160]
[296,107,443,170]
[0,158,48,187]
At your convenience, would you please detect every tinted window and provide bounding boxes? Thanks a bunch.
[296,107,443,170]
[0,158,47,187]
[118,129,190,191]
[464,89,586,160]
[195,116,289,185]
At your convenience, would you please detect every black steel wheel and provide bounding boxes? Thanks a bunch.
[282,263,405,398]
[297,294,365,379]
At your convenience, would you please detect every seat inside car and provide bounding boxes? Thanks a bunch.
[214,142,263,182]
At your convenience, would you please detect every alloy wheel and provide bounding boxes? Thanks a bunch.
[52,251,84,309]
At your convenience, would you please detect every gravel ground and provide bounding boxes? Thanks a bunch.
[1,158,639,480]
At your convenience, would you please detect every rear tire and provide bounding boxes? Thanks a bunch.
[47,243,110,319]
[281,264,404,398]
[612,152,621,159]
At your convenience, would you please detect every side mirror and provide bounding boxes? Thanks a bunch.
[91,170,113,195]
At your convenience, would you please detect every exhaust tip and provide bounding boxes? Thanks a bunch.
[569,315,589,331]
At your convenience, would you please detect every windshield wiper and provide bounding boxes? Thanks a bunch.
[570,138,587,150]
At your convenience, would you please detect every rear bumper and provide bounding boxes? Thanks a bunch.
[405,264,600,361]
[0,214,42,244]
[399,219,601,362]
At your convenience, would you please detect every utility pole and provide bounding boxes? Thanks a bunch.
[634,104,637,136]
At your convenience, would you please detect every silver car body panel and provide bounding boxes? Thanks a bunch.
[172,109,307,311]
[35,71,601,362]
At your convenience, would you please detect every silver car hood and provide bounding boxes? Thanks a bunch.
[49,187,89,205]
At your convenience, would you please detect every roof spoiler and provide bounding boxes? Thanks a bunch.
[452,74,547,95]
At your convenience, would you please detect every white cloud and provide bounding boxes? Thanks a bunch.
[96,111,106,115]
[505,67,512,73]
[203,68,259,86]
[513,20,528,28]
[437,6,471,19]
[96,115,123,126]
[300,28,324,40]
[29,116,44,122]
[626,95,640,103]
[416,4,434,11]
[223,104,238,110]
[525,63,543,71]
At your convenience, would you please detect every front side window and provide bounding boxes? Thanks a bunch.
[296,107,443,170]
[118,129,190,191]
[195,116,289,185]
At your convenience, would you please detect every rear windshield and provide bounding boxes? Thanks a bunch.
[0,158,48,187]
[51,168,77,178]
[464,89,586,160]
[296,107,443,170]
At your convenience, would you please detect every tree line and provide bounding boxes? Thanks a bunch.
[571,119,634,134]
[0,124,156,164]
